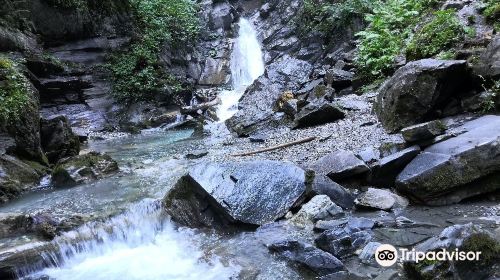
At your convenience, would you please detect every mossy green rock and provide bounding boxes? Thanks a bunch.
[51,151,118,187]
[0,155,42,203]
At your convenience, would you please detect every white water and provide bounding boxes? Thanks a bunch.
[215,18,265,122]
[30,200,238,280]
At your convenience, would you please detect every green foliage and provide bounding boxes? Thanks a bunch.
[0,57,31,125]
[406,10,464,60]
[109,0,199,103]
[355,0,439,78]
[483,0,500,31]
[481,80,500,113]
[296,0,374,39]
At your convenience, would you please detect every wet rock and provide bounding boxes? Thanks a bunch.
[310,175,355,209]
[324,68,354,89]
[405,224,500,280]
[359,242,381,264]
[184,150,208,160]
[316,230,372,258]
[315,217,375,233]
[39,76,91,94]
[401,120,447,143]
[0,26,37,52]
[319,271,365,280]
[376,59,476,132]
[0,155,42,204]
[163,160,309,228]
[51,152,118,187]
[396,115,500,205]
[267,240,345,276]
[293,103,345,129]
[25,57,65,77]
[309,150,369,181]
[40,116,80,164]
[289,195,338,227]
[369,146,421,187]
[473,35,499,78]
[373,227,437,247]
[354,188,408,211]
[209,2,235,30]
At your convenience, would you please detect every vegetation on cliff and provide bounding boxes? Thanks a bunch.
[109,0,199,103]
[0,57,32,126]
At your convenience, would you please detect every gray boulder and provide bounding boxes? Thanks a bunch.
[310,175,354,209]
[309,150,369,181]
[376,59,475,132]
[324,68,354,89]
[293,103,345,129]
[315,230,372,258]
[0,155,43,204]
[267,240,345,276]
[163,160,309,228]
[369,146,421,187]
[40,116,80,164]
[401,120,447,143]
[354,188,408,211]
[396,115,500,205]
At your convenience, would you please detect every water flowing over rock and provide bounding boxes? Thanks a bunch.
[163,160,309,229]
[396,115,500,205]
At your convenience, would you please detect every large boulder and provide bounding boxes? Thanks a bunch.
[51,152,118,187]
[293,103,345,129]
[40,116,80,164]
[309,150,369,181]
[368,146,421,187]
[396,115,500,205]
[163,160,309,229]
[0,155,42,204]
[375,59,477,132]
[310,175,354,209]
[404,224,500,280]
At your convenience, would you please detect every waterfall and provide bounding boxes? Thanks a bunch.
[215,18,265,122]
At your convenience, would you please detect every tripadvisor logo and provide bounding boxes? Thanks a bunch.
[374,244,482,267]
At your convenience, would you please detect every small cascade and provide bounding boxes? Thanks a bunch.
[24,199,238,279]
[214,18,265,123]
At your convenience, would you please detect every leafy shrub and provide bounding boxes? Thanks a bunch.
[483,0,500,31]
[109,0,199,103]
[406,10,464,60]
[355,0,438,78]
[0,57,31,125]
[296,0,374,40]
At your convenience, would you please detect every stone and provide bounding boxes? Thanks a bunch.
[51,152,118,188]
[319,271,365,280]
[309,150,369,181]
[40,116,80,164]
[249,134,267,143]
[473,35,500,78]
[401,120,447,143]
[184,150,208,160]
[310,175,355,209]
[267,240,345,276]
[405,224,500,280]
[0,155,42,204]
[359,242,381,264]
[289,195,338,227]
[354,188,409,211]
[369,146,421,187]
[324,68,354,89]
[163,160,309,228]
[316,230,372,258]
[293,103,345,129]
[314,219,348,232]
[396,115,500,205]
[376,59,476,132]
[313,203,344,221]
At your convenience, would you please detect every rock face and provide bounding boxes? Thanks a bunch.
[40,116,80,164]
[267,240,345,276]
[376,59,476,132]
[473,35,499,78]
[405,224,500,280]
[309,150,369,181]
[51,152,118,187]
[396,115,500,205]
[163,161,309,228]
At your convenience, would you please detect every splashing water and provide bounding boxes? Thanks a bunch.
[27,200,239,280]
[215,18,265,123]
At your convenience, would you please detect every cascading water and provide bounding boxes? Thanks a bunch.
[215,18,265,123]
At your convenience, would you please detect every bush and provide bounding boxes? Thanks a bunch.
[296,0,374,40]
[0,57,31,125]
[109,0,199,103]
[355,0,438,78]
[406,10,464,60]
[483,0,500,31]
